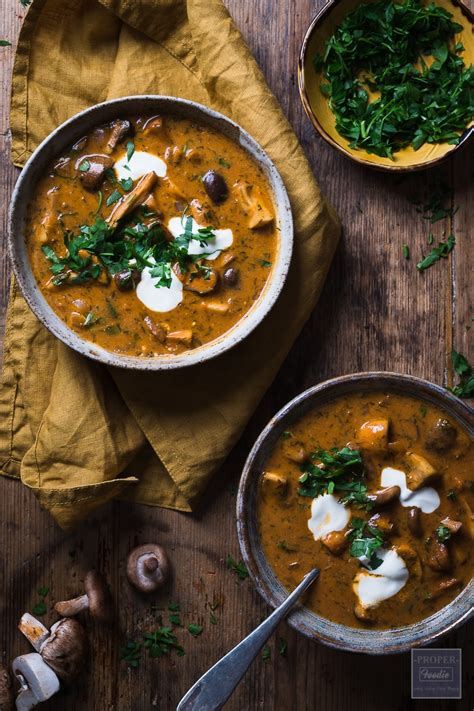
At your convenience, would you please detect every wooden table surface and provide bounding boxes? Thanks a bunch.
[0,1,473,709]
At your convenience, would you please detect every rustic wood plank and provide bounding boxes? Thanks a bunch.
[0,0,472,709]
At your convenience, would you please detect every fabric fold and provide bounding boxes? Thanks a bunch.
[1,0,340,529]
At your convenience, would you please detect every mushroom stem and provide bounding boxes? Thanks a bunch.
[54,594,89,618]
[18,615,50,653]
[144,557,159,573]
[12,654,60,710]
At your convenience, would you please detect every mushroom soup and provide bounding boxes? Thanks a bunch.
[26,115,279,356]
[257,391,474,629]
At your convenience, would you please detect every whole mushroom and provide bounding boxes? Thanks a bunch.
[12,654,60,710]
[40,619,88,685]
[0,664,13,710]
[54,570,113,624]
[126,544,170,593]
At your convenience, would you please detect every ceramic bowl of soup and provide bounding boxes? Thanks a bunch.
[9,96,293,370]
[298,0,474,171]
[237,373,474,654]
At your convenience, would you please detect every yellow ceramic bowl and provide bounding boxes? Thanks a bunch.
[298,0,474,171]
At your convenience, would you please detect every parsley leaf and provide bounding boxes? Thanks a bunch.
[416,234,455,271]
[143,628,184,658]
[78,160,90,172]
[106,190,121,207]
[348,518,385,570]
[298,447,373,509]
[0,40,12,46]
[126,141,135,163]
[188,623,203,637]
[120,641,142,668]
[435,524,451,543]
[448,350,474,399]
[225,555,249,580]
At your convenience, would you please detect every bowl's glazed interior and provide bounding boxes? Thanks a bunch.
[9,96,293,370]
[299,0,474,171]
[237,373,474,654]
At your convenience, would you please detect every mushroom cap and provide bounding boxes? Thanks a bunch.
[0,664,13,710]
[40,619,88,685]
[84,570,113,624]
[126,544,170,593]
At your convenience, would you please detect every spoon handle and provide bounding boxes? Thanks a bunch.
[176,568,319,711]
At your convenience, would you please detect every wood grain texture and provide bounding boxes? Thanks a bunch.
[0,0,472,709]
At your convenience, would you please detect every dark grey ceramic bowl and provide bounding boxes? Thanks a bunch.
[237,372,474,654]
[8,96,293,370]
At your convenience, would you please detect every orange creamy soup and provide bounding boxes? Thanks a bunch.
[257,391,473,629]
[26,115,278,356]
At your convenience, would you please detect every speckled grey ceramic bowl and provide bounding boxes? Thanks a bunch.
[8,96,293,370]
[237,372,474,654]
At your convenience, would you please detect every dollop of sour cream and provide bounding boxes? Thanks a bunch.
[381,466,440,513]
[168,217,233,260]
[353,548,409,608]
[114,151,167,181]
[307,494,350,541]
[136,262,183,313]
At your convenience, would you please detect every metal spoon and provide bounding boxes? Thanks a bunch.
[177,567,319,711]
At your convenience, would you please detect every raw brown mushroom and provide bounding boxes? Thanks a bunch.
[126,544,170,593]
[106,171,157,228]
[105,119,132,154]
[40,619,88,685]
[54,570,113,624]
[0,665,13,710]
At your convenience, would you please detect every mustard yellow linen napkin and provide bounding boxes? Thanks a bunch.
[0,0,340,530]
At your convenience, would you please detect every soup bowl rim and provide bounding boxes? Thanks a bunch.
[8,94,293,370]
[236,371,474,655]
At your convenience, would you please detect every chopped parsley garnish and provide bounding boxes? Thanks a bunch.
[41,214,217,290]
[32,586,49,616]
[106,190,121,207]
[126,141,135,163]
[218,157,231,168]
[348,518,385,570]
[416,233,455,271]
[225,555,249,580]
[402,244,410,260]
[143,628,184,658]
[83,311,100,328]
[259,259,272,268]
[188,623,203,637]
[435,524,451,543]
[314,0,474,158]
[0,40,12,47]
[446,489,457,502]
[262,645,271,662]
[448,350,474,399]
[277,540,298,553]
[120,177,133,191]
[298,447,373,510]
[415,181,457,223]
[78,160,91,172]
[278,638,288,657]
[120,641,142,668]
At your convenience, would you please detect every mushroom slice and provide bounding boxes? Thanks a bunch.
[126,544,170,593]
[144,316,166,342]
[0,664,13,710]
[142,115,172,144]
[54,570,113,624]
[184,266,218,295]
[367,513,395,535]
[261,472,288,498]
[106,171,157,228]
[12,654,60,710]
[162,176,185,200]
[76,154,114,191]
[40,619,88,685]
[357,419,389,451]
[202,302,229,314]
[105,119,132,154]
[166,330,193,347]
[404,452,438,490]
[425,418,458,452]
[283,440,307,464]
[321,531,347,556]
[458,496,474,539]
[189,198,213,226]
[426,541,450,572]
[407,507,422,536]
[233,181,274,229]
[354,601,375,623]
[430,577,462,600]
[368,485,400,507]
[39,188,61,243]
[440,517,462,534]
[18,614,50,652]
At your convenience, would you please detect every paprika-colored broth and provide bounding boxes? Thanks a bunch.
[257,392,473,629]
[26,115,278,357]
